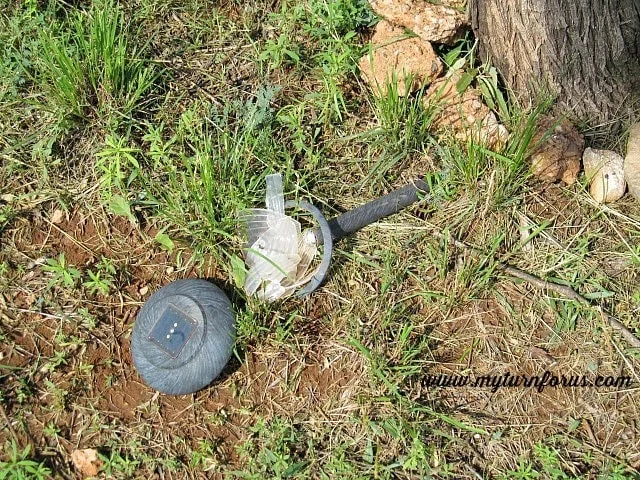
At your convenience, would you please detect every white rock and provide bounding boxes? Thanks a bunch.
[51,209,65,224]
[624,122,640,201]
[583,148,626,203]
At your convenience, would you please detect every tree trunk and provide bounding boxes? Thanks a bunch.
[470,0,640,130]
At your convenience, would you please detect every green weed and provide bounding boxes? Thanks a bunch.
[363,80,435,184]
[0,7,39,102]
[42,423,60,441]
[189,439,222,471]
[274,102,324,169]
[99,450,140,477]
[140,95,305,263]
[0,204,15,235]
[261,0,373,123]
[501,440,635,480]
[302,0,376,39]
[234,417,311,479]
[42,253,82,289]
[84,256,117,296]
[95,133,142,196]
[0,442,51,480]
[259,34,301,69]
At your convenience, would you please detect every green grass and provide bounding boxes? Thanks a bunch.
[36,0,157,123]
[360,78,437,185]
[0,442,50,480]
[139,94,308,262]
[500,439,636,480]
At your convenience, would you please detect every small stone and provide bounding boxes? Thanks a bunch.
[370,0,467,45]
[624,122,640,201]
[139,285,149,296]
[51,209,64,224]
[529,116,584,185]
[479,112,510,151]
[583,148,626,203]
[71,448,102,478]
[359,20,443,96]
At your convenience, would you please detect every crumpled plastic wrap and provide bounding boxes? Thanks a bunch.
[238,174,318,302]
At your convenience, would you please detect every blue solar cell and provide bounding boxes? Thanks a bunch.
[148,304,197,358]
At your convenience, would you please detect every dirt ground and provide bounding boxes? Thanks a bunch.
[3,183,640,478]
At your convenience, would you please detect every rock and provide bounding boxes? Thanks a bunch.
[582,148,626,203]
[425,72,488,128]
[424,72,509,149]
[441,0,467,9]
[528,116,584,185]
[624,122,640,201]
[370,20,403,44]
[51,209,65,224]
[370,0,467,45]
[359,20,443,96]
[480,111,510,150]
[71,448,102,478]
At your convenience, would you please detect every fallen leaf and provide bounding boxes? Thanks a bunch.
[154,232,175,252]
[71,448,102,478]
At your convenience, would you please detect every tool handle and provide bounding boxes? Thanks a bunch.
[320,178,429,243]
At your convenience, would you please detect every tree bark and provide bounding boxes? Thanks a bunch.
[470,0,640,130]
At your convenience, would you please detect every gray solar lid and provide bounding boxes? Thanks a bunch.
[131,279,236,395]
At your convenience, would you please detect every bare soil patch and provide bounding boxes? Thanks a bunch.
[1,204,369,475]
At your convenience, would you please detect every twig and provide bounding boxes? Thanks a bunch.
[501,264,640,349]
[0,402,22,448]
[501,265,582,301]
[425,226,640,349]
